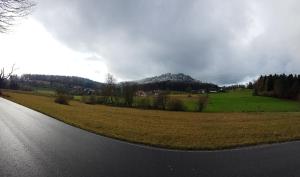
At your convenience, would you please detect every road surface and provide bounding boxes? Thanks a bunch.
[1,98,300,177]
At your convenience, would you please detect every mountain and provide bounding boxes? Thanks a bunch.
[133,73,219,92]
[136,73,197,84]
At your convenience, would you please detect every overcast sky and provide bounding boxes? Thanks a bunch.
[1,0,300,84]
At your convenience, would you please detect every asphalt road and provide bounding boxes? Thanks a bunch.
[1,98,300,177]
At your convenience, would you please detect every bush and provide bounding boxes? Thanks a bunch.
[19,86,33,92]
[55,94,71,105]
[166,98,184,111]
[96,96,106,104]
[153,92,169,110]
[197,95,208,112]
[81,95,97,104]
[135,98,152,109]
[121,83,137,107]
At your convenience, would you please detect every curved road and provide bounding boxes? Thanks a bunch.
[1,98,300,177]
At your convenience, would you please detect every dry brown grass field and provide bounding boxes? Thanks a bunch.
[4,90,300,150]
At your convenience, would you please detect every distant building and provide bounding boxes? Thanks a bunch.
[84,88,96,95]
[209,90,218,93]
[152,90,161,96]
[136,90,147,97]
[73,86,82,89]
[197,89,206,94]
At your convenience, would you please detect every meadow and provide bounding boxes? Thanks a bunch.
[71,89,300,112]
[3,90,300,150]
[134,89,300,112]
[205,89,300,112]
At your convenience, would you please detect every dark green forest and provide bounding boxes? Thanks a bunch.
[254,74,300,100]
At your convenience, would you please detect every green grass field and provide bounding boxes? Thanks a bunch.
[34,89,56,96]
[3,90,300,150]
[69,89,300,112]
[73,95,82,101]
[10,88,300,112]
[205,89,300,112]
[138,89,300,112]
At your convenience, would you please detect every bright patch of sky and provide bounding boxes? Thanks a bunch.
[0,18,108,82]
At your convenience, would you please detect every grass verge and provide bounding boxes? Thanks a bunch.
[4,90,300,150]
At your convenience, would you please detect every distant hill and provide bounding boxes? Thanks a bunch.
[133,73,219,92]
[136,73,196,84]
[18,74,104,94]
[9,73,219,94]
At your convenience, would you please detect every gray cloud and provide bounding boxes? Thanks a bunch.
[33,0,300,84]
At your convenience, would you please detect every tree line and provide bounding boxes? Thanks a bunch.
[79,74,208,112]
[0,74,104,95]
[254,74,300,100]
[1,73,219,95]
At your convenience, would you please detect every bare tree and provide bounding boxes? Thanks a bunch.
[0,64,15,95]
[0,64,15,82]
[121,82,137,107]
[153,91,169,110]
[0,0,35,32]
[106,73,116,86]
[102,73,116,104]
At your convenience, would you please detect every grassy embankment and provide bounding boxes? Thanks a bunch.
[3,90,300,150]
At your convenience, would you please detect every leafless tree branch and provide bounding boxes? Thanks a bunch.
[0,0,35,33]
[0,64,15,95]
[0,64,15,80]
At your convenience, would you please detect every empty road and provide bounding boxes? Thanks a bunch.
[1,98,300,177]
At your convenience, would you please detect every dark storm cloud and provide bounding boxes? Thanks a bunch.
[33,0,300,84]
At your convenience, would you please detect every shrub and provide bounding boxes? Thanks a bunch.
[113,97,122,106]
[135,98,152,109]
[19,86,33,92]
[121,83,137,107]
[81,95,97,104]
[197,95,208,112]
[55,94,71,105]
[153,92,169,110]
[96,96,106,104]
[166,98,184,111]
[56,87,68,95]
